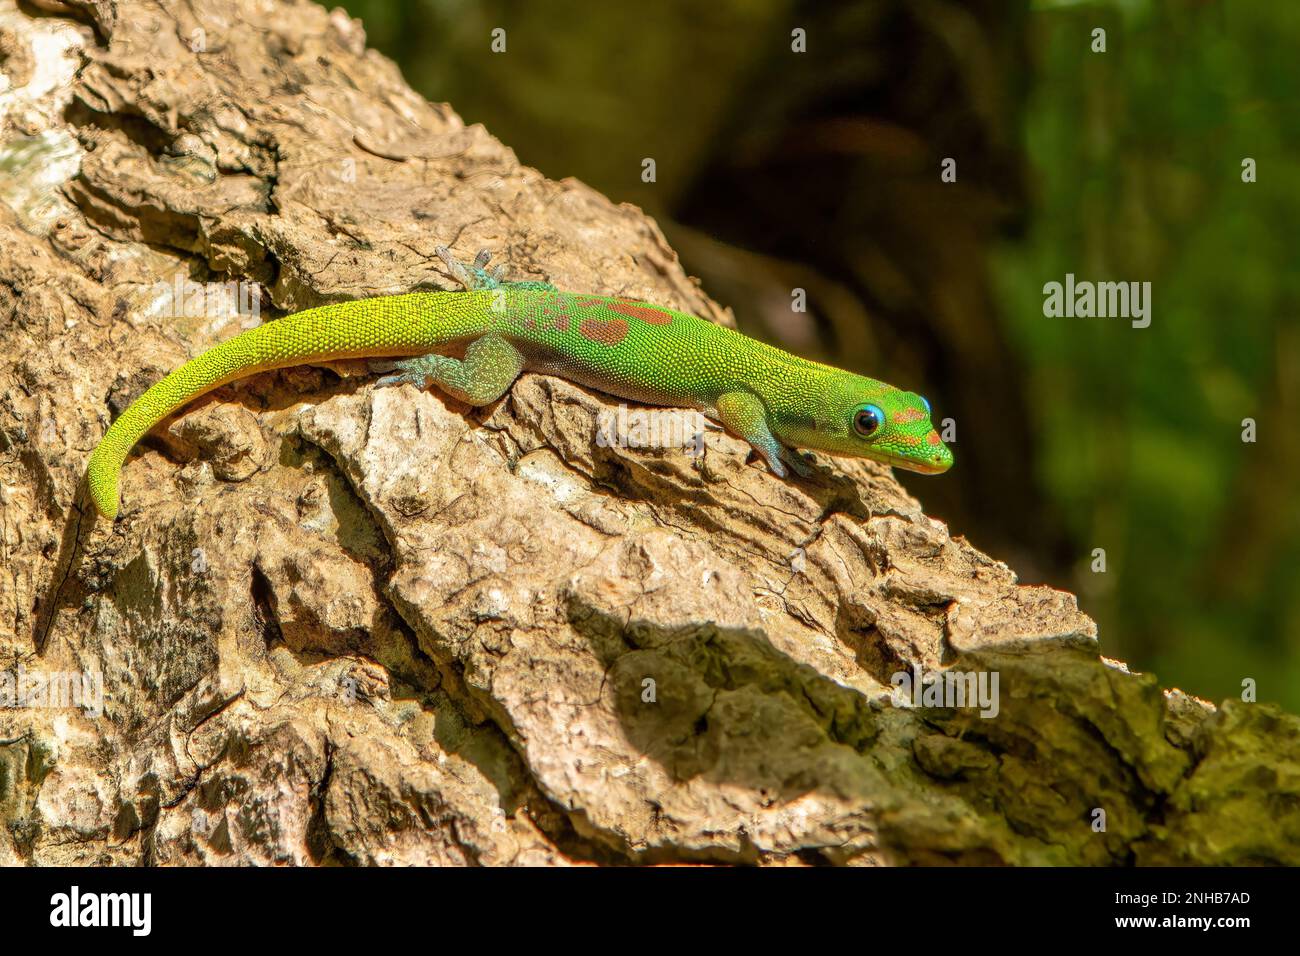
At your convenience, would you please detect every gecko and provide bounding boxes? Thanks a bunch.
[86,247,952,519]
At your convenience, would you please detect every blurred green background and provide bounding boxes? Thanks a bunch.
[339,0,1300,710]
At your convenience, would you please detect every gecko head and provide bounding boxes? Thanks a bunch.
[847,391,953,474]
[776,381,953,475]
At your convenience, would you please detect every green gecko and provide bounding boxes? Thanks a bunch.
[87,247,952,519]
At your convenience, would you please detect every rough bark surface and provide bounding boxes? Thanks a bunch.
[0,0,1295,866]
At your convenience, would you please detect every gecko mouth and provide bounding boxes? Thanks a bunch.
[870,450,952,475]
[890,457,951,475]
[814,446,952,475]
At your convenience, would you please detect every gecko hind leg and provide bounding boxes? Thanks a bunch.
[435,244,556,293]
[374,334,525,406]
[436,245,503,291]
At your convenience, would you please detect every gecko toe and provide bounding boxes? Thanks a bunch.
[375,373,425,389]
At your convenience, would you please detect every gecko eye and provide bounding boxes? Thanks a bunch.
[853,404,885,437]
[920,396,931,416]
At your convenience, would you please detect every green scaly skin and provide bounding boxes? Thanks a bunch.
[87,249,952,519]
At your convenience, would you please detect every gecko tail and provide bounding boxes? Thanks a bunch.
[86,291,469,519]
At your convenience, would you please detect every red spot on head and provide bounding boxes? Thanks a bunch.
[607,300,673,325]
[579,317,629,346]
[926,431,941,446]
[893,408,925,424]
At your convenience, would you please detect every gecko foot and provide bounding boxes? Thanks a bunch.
[435,244,555,293]
[373,354,446,389]
[782,448,818,479]
[435,245,504,291]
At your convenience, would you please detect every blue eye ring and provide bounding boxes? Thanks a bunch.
[853,404,885,437]
[920,396,931,416]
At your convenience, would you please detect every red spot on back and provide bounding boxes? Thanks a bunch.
[579,317,629,346]
[607,300,673,325]
[551,299,572,331]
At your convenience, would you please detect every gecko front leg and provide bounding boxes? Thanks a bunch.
[715,390,814,478]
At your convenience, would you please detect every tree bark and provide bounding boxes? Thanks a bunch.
[0,0,1294,865]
